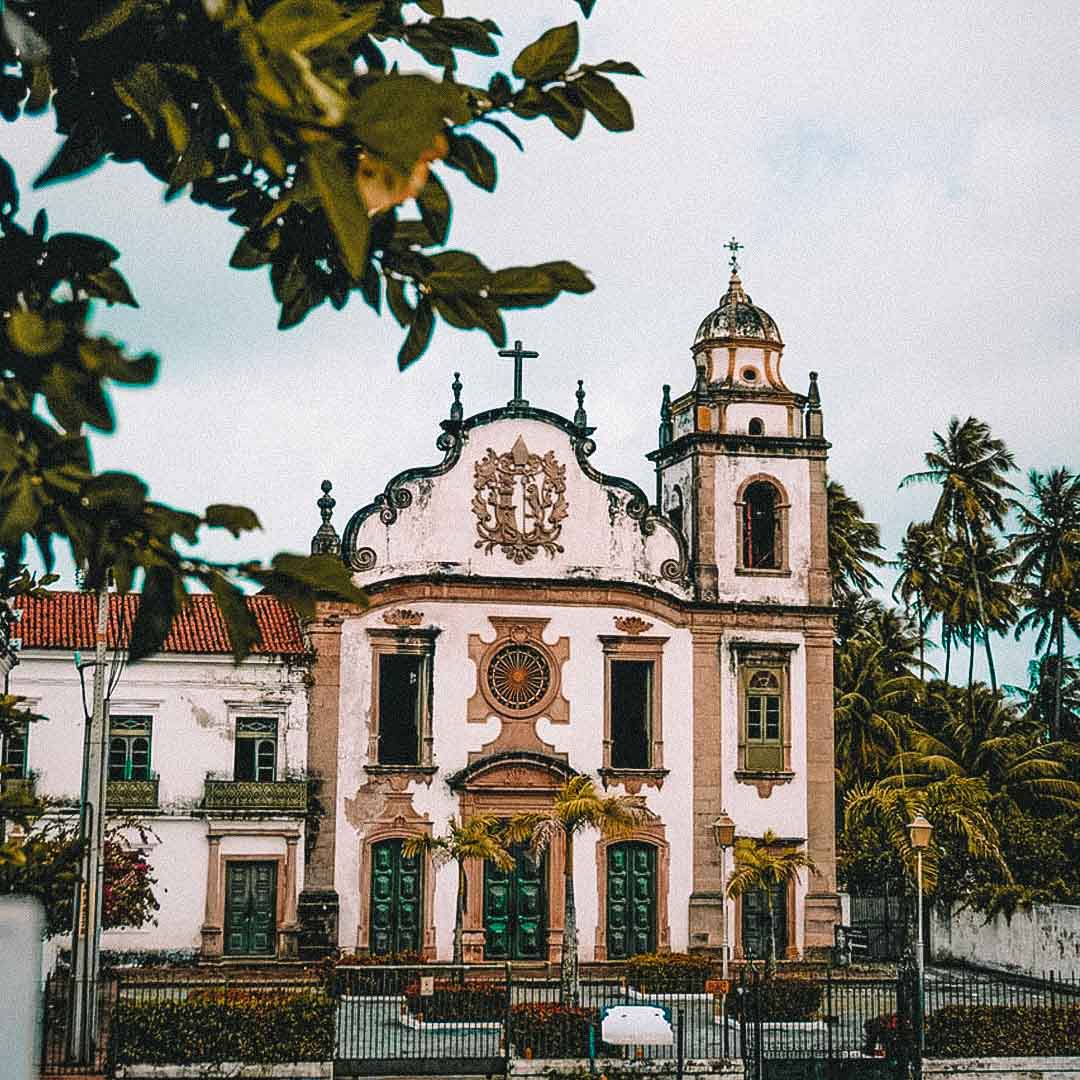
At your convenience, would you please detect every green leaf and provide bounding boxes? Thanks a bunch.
[416,171,451,245]
[40,364,114,432]
[416,0,444,14]
[588,60,642,76]
[84,268,138,307]
[128,566,180,663]
[209,575,262,663]
[46,233,120,272]
[536,260,593,293]
[78,339,157,384]
[0,475,41,548]
[385,276,413,327]
[258,0,347,50]
[426,249,490,293]
[294,4,380,54]
[574,71,633,131]
[254,552,368,619]
[0,156,18,219]
[80,0,140,40]
[305,140,370,280]
[512,22,578,83]
[398,298,434,368]
[542,86,584,139]
[205,504,262,537]
[572,0,596,15]
[230,233,274,270]
[349,74,468,173]
[7,312,65,357]
[489,266,560,308]
[82,472,147,511]
[444,133,496,191]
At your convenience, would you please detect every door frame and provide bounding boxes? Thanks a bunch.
[593,822,671,960]
[224,859,279,957]
[367,836,425,957]
[483,842,548,961]
[734,878,797,961]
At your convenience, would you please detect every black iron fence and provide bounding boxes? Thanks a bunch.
[40,972,115,1076]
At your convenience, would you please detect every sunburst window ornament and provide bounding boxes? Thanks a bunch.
[486,643,552,711]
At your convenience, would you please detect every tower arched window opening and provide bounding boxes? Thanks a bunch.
[743,481,779,569]
[748,418,764,436]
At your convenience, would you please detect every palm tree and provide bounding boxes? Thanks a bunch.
[507,775,644,1004]
[1008,654,1080,743]
[1010,468,1080,739]
[725,829,816,976]
[892,522,948,682]
[403,815,515,968]
[901,417,1017,692]
[827,480,886,606]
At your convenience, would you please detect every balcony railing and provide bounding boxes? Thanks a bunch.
[106,776,160,810]
[202,778,307,812]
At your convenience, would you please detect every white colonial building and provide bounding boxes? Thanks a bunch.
[300,263,840,965]
[4,593,312,961]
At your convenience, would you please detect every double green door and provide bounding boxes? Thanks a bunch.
[484,843,546,960]
[370,839,422,955]
[224,861,276,956]
[606,842,657,959]
[741,883,788,961]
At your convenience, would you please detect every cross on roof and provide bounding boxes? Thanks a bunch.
[725,236,743,274]
[498,339,539,405]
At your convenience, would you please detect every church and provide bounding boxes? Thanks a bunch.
[299,257,840,965]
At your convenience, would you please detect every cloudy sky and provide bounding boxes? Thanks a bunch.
[2,2,1077,688]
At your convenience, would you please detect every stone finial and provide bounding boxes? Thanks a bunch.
[573,379,588,427]
[310,479,341,556]
[450,371,463,422]
[658,384,673,448]
[805,371,824,439]
[807,370,821,409]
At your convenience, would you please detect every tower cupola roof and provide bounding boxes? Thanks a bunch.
[693,270,783,348]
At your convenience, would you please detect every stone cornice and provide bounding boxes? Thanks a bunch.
[647,430,830,464]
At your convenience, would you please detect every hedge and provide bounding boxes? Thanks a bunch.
[731,976,824,1022]
[925,1004,1080,1057]
[625,952,714,992]
[510,1003,602,1058]
[863,1013,916,1058]
[404,979,506,1021]
[113,989,335,1065]
[320,950,423,996]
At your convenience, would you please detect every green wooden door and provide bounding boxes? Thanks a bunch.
[484,843,546,960]
[369,839,422,955]
[224,861,276,956]
[741,883,787,961]
[606,842,656,959]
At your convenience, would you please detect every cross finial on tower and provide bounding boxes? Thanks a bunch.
[497,339,539,406]
[725,237,743,274]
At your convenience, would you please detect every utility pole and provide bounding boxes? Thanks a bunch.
[67,583,110,1065]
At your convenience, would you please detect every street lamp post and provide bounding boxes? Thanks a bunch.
[712,811,736,980]
[907,813,933,1050]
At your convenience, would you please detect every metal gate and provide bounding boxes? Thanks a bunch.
[334,962,508,1077]
[40,973,115,1076]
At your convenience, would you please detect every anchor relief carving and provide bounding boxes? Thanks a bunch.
[472,435,569,564]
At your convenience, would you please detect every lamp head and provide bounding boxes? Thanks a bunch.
[712,811,736,850]
[907,814,933,850]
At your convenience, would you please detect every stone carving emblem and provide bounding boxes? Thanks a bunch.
[614,616,654,635]
[473,435,568,563]
[382,608,424,627]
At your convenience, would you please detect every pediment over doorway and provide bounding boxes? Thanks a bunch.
[447,751,575,794]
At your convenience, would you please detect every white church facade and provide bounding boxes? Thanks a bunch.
[300,262,840,965]
[2,261,840,965]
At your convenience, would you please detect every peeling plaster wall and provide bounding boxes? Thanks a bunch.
[9,649,310,953]
[725,403,790,437]
[350,418,688,598]
[334,600,695,957]
[713,454,813,604]
[932,903,1080,980]
[333,602,813,958]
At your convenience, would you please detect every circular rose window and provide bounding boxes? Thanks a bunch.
[486,643,552,712]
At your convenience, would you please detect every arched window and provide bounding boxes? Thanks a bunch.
[668,484,684,538]
[742,481,779,569]
[748,418,764,436]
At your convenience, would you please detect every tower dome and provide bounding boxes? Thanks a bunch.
[693,270,783,348]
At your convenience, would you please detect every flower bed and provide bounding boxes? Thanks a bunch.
[320,951,422,997]
[925,1004,1080,1057]
[625,952,714,993]
[863,1013,916,1058]
[510,1003,601,1058]
[729,976,824,1022]
[403,979,506,1022]
[113,989,335,1065]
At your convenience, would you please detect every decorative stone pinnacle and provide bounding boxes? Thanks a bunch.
[725,236,743,274]
[450,371,463,421]
[311,479,341,556]
[574,379,588,427]
[807,370,821,409]
[659,384,673,448]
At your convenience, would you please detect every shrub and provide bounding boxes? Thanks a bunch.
[113,988,335,1064]
[925,1004,1080,1057]
[319,950,423,996]
[510,1002,599,1058]
[731,976,825,1021]
[863,1013,916,1058]
[403,979,506,1021]
[625,952,714,993]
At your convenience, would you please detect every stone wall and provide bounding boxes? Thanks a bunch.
[932,903,1080,980]
[925,1058,1080,1080]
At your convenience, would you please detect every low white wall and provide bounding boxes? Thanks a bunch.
[925,1058,1080,1080]
[932,903,1080,980]
[115,1067,330,1080]
[511,1060,742,1079]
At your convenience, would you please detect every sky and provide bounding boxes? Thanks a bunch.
[1,2,1077,690]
